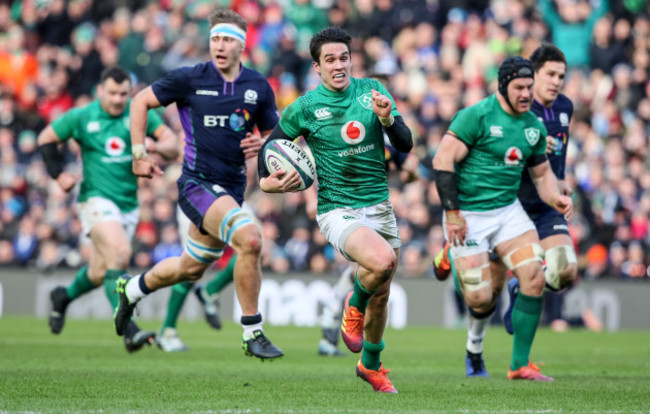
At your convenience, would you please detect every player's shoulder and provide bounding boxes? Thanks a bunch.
[554,93,573,112]
[66,100,98,118]
[458,95,493,119]
[240,66,268,81]
[167,62,211,82]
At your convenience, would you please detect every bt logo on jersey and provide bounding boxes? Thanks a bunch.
[204,115,230,127]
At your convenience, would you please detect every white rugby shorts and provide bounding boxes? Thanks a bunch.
[316,199,401,261]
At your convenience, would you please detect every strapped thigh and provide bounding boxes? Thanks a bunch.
[218,207,257,245]
[185,237,224,264]
[502,243,544,270]
[457,263,491,292]
[544,244,577,289]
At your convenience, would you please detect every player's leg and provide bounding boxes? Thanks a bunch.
[200,195,282,360]
[318,264,353,356]
[48,200,110,334]
[345,231,398,393]
[445,208,503,377]
[114,223,218,336]
[503,213,577,334]
[540,233,577,291]
[330,200,400,393]
[495,228,553,381]
[88,202,156,352]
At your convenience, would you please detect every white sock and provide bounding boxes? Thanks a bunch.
[466,314,490,354]
[125,274,147,304]
[242,322,263,340]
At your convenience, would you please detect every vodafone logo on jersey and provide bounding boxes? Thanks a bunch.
[340,121,366,145]
[105,136,126,156]
[504,146,523,166]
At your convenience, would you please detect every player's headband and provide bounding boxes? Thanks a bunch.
[210,23,246,46]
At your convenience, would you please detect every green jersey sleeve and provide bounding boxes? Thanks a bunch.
[278,99,307,138]
[145,109,164,136]
[448,105,483,147]
[51,107,83,142]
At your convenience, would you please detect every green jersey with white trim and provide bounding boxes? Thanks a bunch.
[449,94,547,211]
[51,100,163,212]
[279,77,400,215]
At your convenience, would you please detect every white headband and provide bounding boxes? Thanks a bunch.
[210,23,246,45]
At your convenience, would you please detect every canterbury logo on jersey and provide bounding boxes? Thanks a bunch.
[314,108,332,120]
[87,121,100,133]
[489,125,503,137]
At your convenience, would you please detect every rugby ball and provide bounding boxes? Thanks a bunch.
[264,139,316,191]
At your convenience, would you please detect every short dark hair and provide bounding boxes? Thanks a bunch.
[529,44,567,72]
[309,26,351,63]
[208,8,247,32]
[100,66,130,84]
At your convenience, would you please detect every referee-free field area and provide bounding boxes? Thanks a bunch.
[1,316,648,413]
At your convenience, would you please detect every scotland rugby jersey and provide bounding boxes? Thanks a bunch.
[152,62,278,191]
[518,93,573,214]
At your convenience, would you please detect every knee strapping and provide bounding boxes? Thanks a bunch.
[544,245,577,290]
[185,238,224,264]
[502,243,544,270]
[457,263,491,292]
[219,207,257,245]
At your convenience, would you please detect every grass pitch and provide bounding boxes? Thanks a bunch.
[0,316,648,413]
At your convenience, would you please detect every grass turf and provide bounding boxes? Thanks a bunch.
[0,316,648,413]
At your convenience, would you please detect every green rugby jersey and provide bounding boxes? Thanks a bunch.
[279,77,400,214]
[449,94,547,211]
[51,100,163,212]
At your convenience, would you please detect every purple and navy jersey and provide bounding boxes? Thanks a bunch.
[518,93,573,214]
[152,62,278,192]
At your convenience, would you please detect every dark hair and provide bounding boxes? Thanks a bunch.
[208,8,247,32]
[100,66,130,84]
[309,26,351,63]
[497,56,533,97]
[529,44,567,72]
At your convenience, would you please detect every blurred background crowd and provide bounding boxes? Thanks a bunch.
[0,0,649,283]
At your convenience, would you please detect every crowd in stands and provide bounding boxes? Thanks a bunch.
[0,0,648,281]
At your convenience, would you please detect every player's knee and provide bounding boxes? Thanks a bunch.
[370,251,397,282]
[234,228,262,256]
[464,288,493,310]
[181,260,208,282]
[544,245,577,290]
[558,262,577,287]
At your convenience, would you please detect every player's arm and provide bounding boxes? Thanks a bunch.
[371,89,412,153]
[257,124,302,193]
[37,125,77,192]
[241,128,270,161]
[528,156,573,220]
[148,124,179,161]
[130,86,163,178]
[432,132,470,246]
